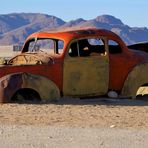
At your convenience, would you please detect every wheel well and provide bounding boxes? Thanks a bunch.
[11,88,41,102]
[142,83,148,86]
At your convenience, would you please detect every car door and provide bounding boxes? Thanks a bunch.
[63,37,109,96]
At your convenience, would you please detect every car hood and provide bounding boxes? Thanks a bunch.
[1,52,55,65]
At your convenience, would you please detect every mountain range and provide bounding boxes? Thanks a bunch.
[0,13,148,45]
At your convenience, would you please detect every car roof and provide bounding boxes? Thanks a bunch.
[25,28,130,54]
[27,28,124,43]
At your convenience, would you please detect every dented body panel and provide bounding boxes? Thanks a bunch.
[0,28,148,102]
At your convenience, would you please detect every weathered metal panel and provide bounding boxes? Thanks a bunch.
[21,73,60,101]
[121,63,148,98]
[0,73,60,103]
[63,55,109,96]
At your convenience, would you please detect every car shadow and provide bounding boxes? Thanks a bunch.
[51,97,148,106]
[16,96,148,106]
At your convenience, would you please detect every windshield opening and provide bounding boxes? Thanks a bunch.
[23,38,64,55]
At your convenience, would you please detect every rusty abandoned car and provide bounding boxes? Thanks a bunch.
[0,28,148,103]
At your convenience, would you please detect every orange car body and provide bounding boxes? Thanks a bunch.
[0,28,148,102]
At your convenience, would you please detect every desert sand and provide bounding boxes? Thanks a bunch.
[0,98,148,128]
[0,98,148,148]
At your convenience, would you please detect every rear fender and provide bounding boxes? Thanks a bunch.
[0,73,60,103]
[121,63,148,98]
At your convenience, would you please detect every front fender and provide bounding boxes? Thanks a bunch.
[0,73,60,103]
[121,63,148,98]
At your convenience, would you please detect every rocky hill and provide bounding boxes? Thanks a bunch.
[0,13,65,45]
[0,13,148,45]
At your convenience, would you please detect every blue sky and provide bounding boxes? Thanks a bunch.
[0,0,148,27]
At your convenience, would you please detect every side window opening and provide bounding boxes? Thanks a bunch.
[68,38,106,57]
[23,38,64,55]
[108,40,122,54]
[88,38,105,55]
